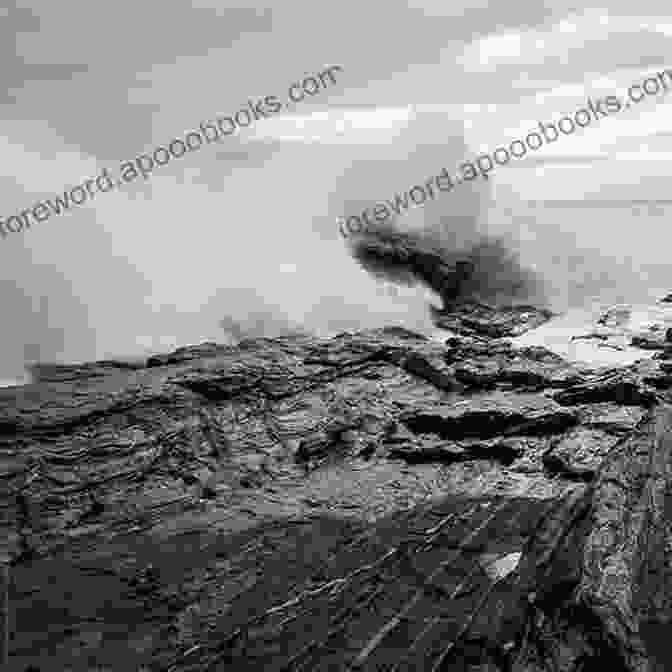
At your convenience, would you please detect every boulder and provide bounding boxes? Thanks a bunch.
[433,301,555,338]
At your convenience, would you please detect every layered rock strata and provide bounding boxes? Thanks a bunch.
[1,309,672,670]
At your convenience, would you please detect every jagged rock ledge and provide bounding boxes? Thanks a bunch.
[1,307,672,670]
[433,301,556,339]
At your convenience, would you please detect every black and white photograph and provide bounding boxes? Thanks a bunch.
[2,1,672,669]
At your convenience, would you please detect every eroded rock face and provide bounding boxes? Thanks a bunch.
[2,312,672,671]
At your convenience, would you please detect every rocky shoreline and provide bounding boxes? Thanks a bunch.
[2,301,672,670]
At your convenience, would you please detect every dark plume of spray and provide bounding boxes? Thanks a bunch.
[345,215,547,323]
[332,114,546,328]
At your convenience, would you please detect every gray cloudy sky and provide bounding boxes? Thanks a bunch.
[2,0,672,381]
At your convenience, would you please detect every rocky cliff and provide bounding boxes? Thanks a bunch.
[2,303,672,671]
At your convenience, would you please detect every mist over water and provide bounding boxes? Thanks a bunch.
[208,116,551,343]
[3,110,671,387]
[499,199,672,310]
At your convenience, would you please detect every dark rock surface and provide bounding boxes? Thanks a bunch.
[27,359,146,383]
[433,302,555,338]
[631,333,672,351]
[2,306,672,670]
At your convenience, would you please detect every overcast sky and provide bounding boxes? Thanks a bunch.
[2,0,672,381]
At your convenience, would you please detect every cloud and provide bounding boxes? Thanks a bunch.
[459,8,672,79]
[247,107,415,145]
[509,154,609,167]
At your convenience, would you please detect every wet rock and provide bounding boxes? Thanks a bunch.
[573,406,672,670]
[572,332,610,343]
[450,342,585,391]
[296,432,335,462]
[652,347,672,360]
[553,370,658,407]
[433,301,555,338]
[628,311,672,351]
[573,403,647,434]
[572,303,672,357]
[185,467,218,499]
[631,334,670,350]
[146,342,234,367]
[388,438,469,463]
[390,435,525,465]
[598,305,633,328]
[27,359,146,383]
[400,393,578,439]
[543,428,621,480]
[375,347,462,392]
[2,312,672,671]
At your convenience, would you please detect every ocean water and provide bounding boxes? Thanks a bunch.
[509,199,672,308]
[485,198,672,366]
